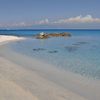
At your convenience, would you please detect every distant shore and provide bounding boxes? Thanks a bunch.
[0,35,100,100]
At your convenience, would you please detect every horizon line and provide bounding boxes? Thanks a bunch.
[0,28,100,31]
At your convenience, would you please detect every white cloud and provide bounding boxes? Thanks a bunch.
[54,15,100,24]
[35,19,49,25]
[0,22,33,28]
[0,19,49,28]
[0,15,100,28]
[11,22,27,27]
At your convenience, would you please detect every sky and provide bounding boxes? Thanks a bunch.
[0,0,100,29]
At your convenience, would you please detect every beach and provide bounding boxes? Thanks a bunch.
[0,35,100,100]
[0,35,24,45]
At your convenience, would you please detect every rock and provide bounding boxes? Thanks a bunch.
[72,41,88,46]
[35,32,71,39]
[48,50,58,53]
[33,48,46,51]
[36,35,49,39]
[36,32,49,39]
[65,46,79,52]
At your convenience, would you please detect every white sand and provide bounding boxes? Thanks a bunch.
[0,56,88,100]
[0,35,100,100]
[0,35,25,45]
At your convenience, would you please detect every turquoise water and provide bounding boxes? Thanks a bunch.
[0,29,100,37]
[1,29,100,79]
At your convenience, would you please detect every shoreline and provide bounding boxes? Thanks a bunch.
[0,35,100,100]
[0,35,25,45]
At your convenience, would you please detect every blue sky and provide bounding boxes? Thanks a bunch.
[0,0,100,29]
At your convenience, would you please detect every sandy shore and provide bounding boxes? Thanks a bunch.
[0,35,100,100]
[0,35,24,45]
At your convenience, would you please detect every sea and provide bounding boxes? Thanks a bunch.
[0,29,100,80]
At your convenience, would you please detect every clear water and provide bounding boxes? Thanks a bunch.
[1,29,100,79]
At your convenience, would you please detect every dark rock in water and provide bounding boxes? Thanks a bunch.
[72,41,88,46]
[48,32,71,37]
[65,46,79,52]
[66,41,88,52]
[72,43,80,46]
[77,41,88,44]
[36,34,49,39]
[35,32,71,39]
[33,48,46,51]
[48,50,58,53]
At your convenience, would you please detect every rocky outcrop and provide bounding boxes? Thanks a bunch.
[48,32,71,37]
[36,34,49,39]
[35,32,71,39]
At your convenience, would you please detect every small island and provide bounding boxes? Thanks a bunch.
[35,32,71,39]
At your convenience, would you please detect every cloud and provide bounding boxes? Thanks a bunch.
[34,19,49,25]
[0,19,50,28]
[0,22,33,28]
[54,15,100,24]
[0,15,100,28]
[10,22,27,27]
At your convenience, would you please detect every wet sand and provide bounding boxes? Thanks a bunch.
[0,35,100,100]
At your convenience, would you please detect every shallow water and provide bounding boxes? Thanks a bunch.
[3,29,100,79]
